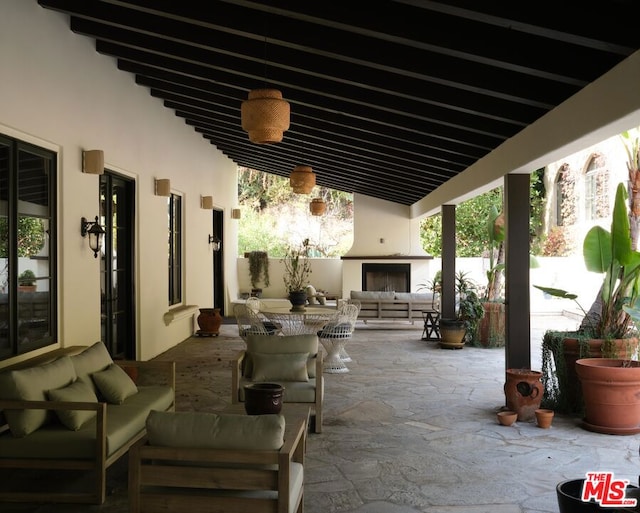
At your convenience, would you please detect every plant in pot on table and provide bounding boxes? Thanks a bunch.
[282,238,313,312]
[535,182,640,435]
[438,271,484,349]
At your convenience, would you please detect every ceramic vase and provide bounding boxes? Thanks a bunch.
[196,307,223,336]
[504,368,543,421]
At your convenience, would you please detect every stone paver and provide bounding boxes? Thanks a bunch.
[5,314,639,513]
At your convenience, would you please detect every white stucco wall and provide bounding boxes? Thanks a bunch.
[1,1,239,363]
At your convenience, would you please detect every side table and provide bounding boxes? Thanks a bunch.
[421,310,440,341]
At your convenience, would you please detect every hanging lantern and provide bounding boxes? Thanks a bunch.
[241,89,290,144]
[289,165,315,194]
[309,198,326,216]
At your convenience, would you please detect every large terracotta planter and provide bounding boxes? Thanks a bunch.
[438,318,465,349]
[478,301,505,348]
[562,337,638,412]
[504,369,543,421]
[575,358,640,435]
[196,308,223,337]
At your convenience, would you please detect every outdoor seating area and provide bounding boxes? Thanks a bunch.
[6,315,640,513]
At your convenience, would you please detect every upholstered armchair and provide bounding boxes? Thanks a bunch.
[232,333,324,433]
[129,410,305,513]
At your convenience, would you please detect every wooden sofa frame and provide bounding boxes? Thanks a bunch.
[0,348,175,505]
[129,417,306,513]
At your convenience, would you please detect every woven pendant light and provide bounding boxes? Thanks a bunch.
[241,89,290,144]
[309,198,326,216]
[289,165,315,194]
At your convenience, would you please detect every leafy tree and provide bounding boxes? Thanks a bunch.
[0,216,46,257]
[237,167,353,257]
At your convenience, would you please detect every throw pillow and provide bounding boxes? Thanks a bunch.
[70,341,113,394]
[91,363,138,404]
[146,410,285,450]
[317,293,326,305]
[47,379,98,430]
[306,285,317,304]
[0,355,76,437]
[245,334,319,378]
[250,351,309,382]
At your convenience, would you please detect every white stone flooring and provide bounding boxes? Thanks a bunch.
[7,314,640,513]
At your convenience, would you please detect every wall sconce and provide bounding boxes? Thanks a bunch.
[82,150,104,175]
[201,196,214,209]
[155,178,171,197]
[208,234,221,251]
[231,208,242,220]
[80,216,105,258]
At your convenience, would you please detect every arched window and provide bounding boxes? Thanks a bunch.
[584,154,609,220]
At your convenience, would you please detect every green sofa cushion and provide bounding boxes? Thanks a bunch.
[92,364,138,404]
[146,410,285,450]
[0,385,174,459]
[251,352,309,382]
[47,379,98,430]
[70,341,113,394]
[0,355,76,437]
[245,334,318,378]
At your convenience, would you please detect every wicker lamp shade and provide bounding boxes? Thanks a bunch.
[289,165,315,194]
[309,198,326,216]
[241,89,290,144]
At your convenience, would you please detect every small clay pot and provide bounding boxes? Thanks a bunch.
[497,410,518,426]
[535,408,554,429]
[244,383,284,415]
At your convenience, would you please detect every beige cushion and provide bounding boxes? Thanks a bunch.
[0,356,76,437]
[245,334,318,378]
[394,292,433,301]
[92,364,138,404]
[47,379,98,430]
[70,341,113,394]
[146,410,285,450]
[251,352,309,382]
[306,285,317,304]
[351,290,395,300]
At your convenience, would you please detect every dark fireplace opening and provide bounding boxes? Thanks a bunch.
[362,263,410,292]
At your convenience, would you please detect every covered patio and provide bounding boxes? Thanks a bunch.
[7,315,639,513]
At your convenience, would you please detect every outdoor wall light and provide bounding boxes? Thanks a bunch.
[154,178,171,197]
[81,216,105,258]
[82,149,104,175]
[201,196,214,209]
[208,234,221,251]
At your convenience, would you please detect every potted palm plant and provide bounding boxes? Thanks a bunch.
[282,238,313,312]
[536,182,640,432]
[439,271,484,349]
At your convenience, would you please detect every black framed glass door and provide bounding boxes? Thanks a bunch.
[100,173,135,360]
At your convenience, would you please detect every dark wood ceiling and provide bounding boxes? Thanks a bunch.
[38,0,640,206]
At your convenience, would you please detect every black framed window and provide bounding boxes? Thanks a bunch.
[168,193,182,306]
[0,135,57,360]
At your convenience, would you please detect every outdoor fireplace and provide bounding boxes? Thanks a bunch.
[362,263,410,292]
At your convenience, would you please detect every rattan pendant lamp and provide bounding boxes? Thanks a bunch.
[309,197,326,216]
[289,165,315,194]
[241,89,290,144]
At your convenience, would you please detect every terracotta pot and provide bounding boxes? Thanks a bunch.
[439,318,465,349]
[575,358,640,435]
[478,301,505,348]
[496,410,517,426]
[535,408,554,428]
[244,383,284,415]
[561,337,637,412]
[504,369,543,421]
[196,308,223,336]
